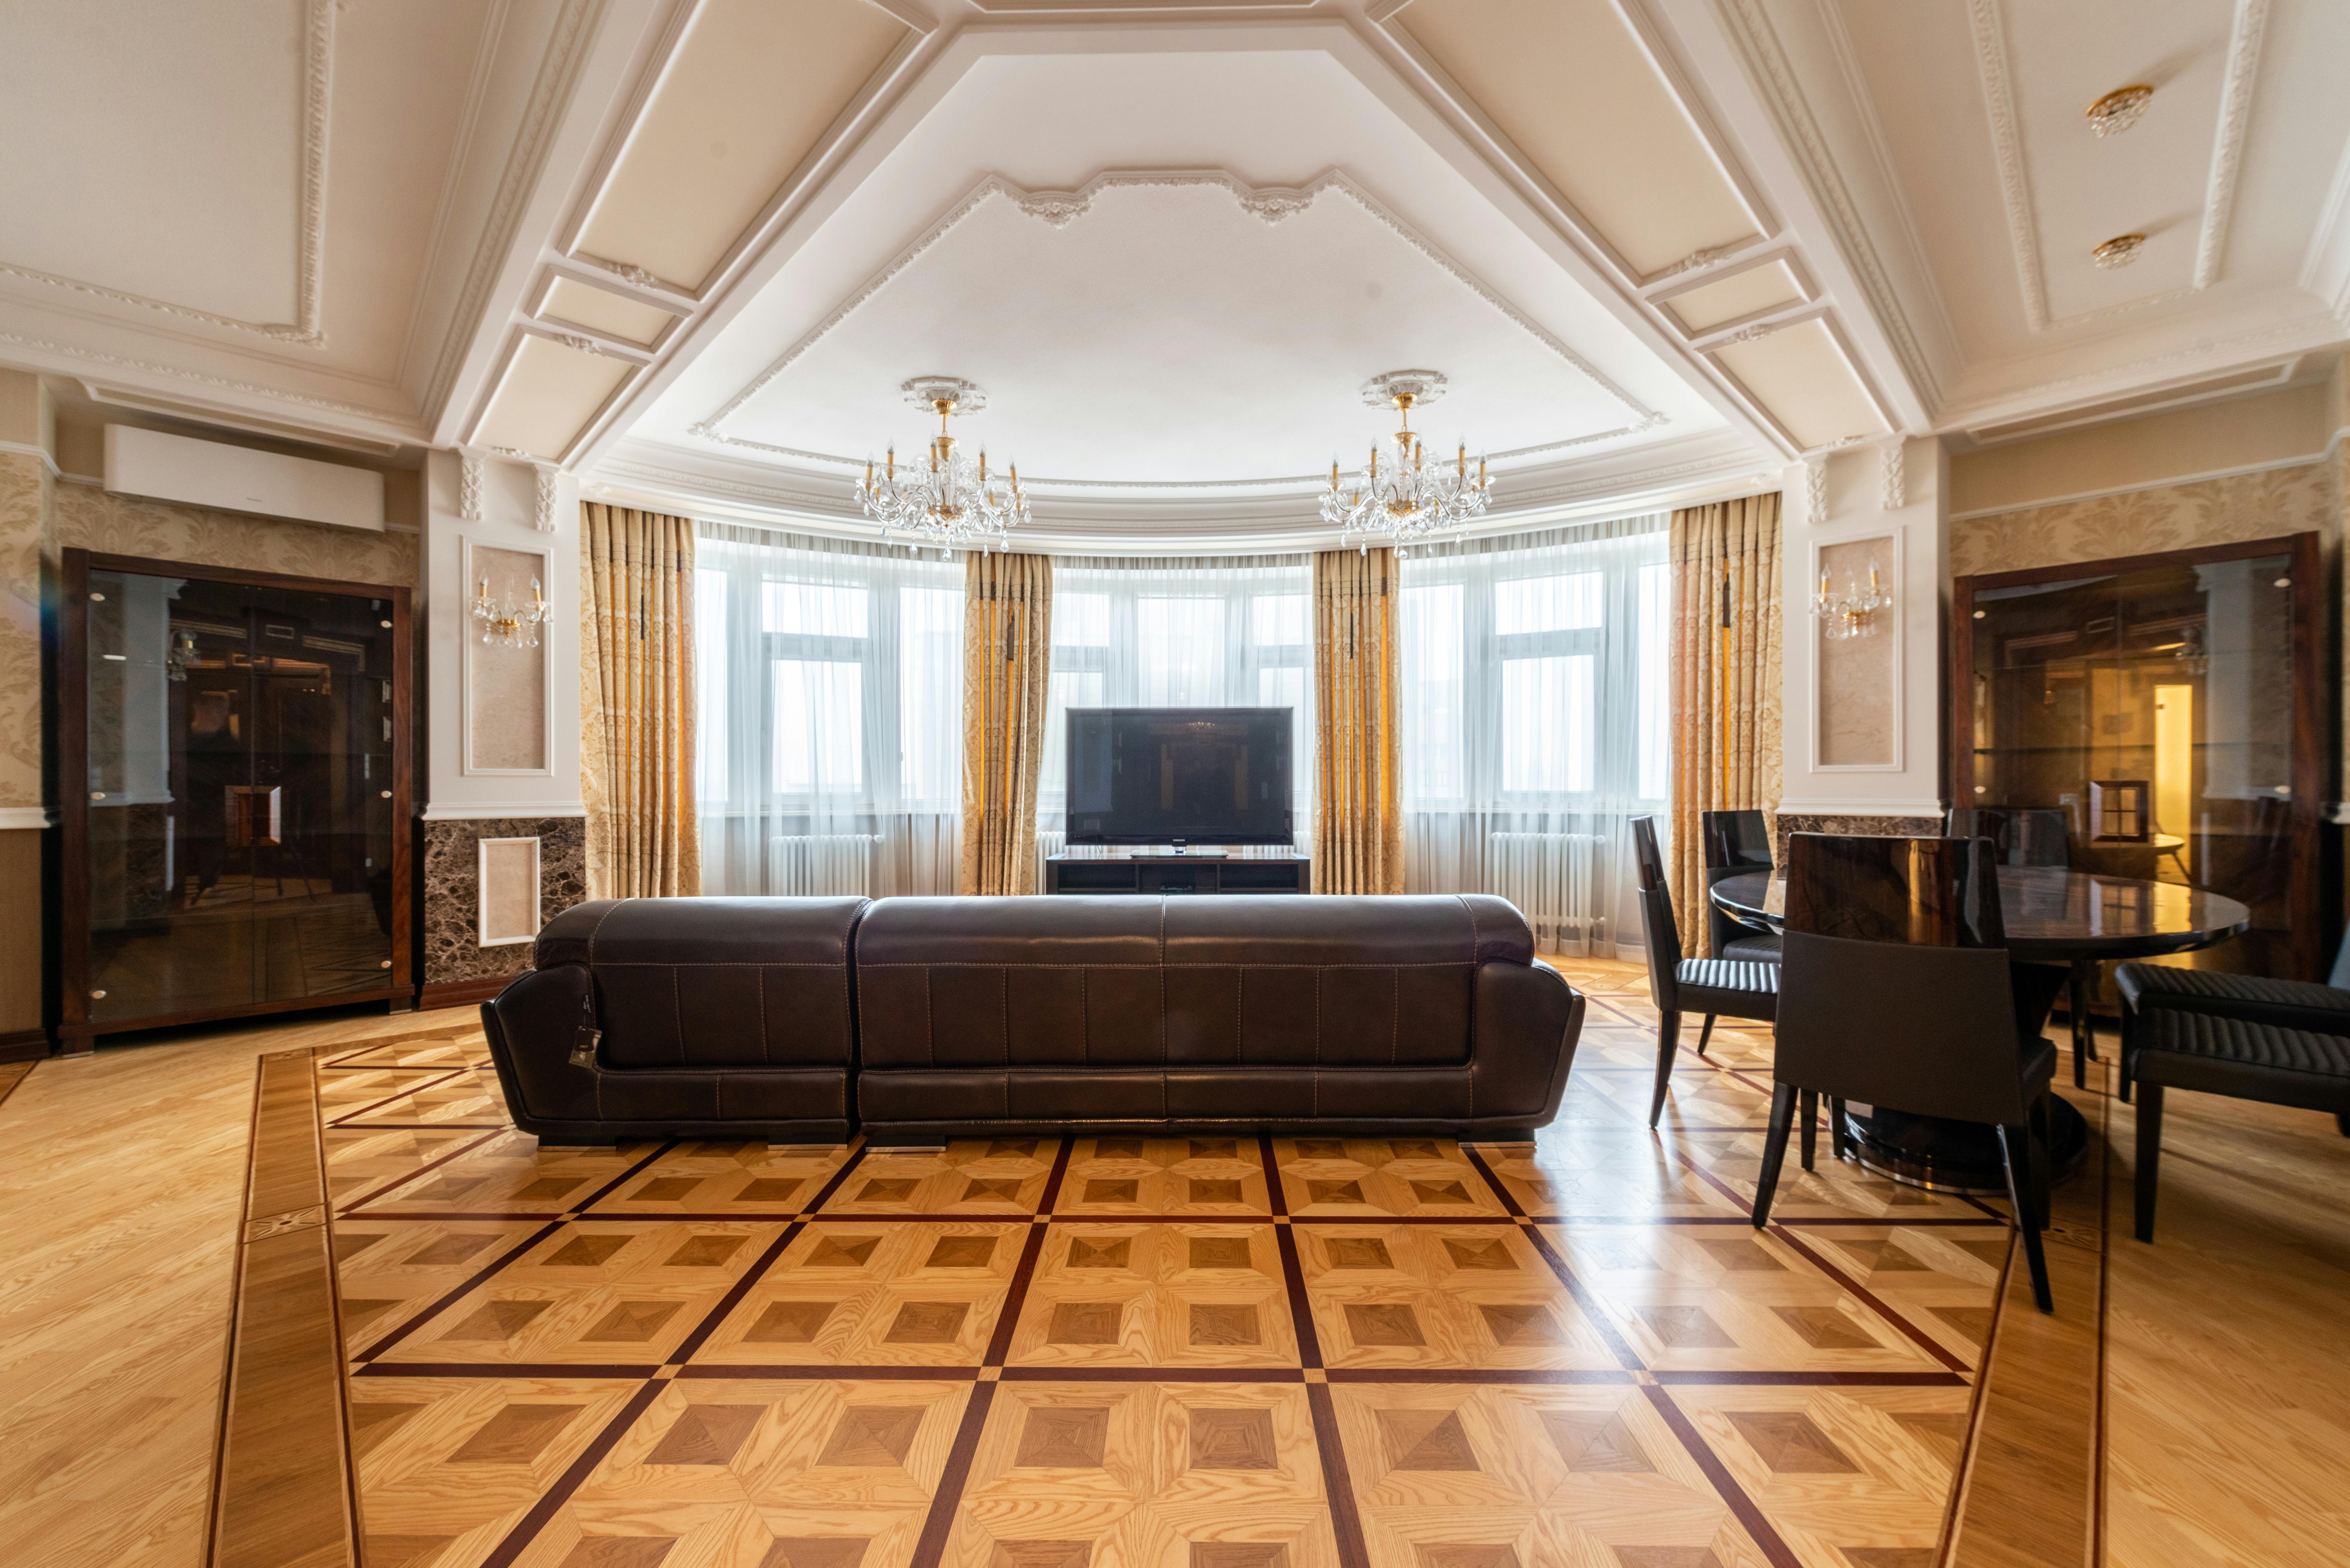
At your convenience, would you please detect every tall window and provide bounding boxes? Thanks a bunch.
[1040,555,1313,861]
[696,524,963,895]
[1397,515,1670,952]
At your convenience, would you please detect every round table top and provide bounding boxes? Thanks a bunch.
[1710,865,2250,961]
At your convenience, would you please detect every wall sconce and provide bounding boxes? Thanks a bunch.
[1812,559,1889,641]
[472,574,549,649]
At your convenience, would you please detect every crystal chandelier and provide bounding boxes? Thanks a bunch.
[1319,371,1493,555]
[1811,559,1889,641]
[855,378,1028,556]
[472,573,549,649]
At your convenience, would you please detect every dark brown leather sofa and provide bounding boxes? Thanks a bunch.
[482,892,1582,1144]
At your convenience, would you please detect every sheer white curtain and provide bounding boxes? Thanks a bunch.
[1039,555,1314,872]
[1398,514,1670,953]
[695,523,964,896]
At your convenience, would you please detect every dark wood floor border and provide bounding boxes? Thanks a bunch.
[208,1047,358,1568]
[1939,1080,2109,1568]
[0,1058,36,1107]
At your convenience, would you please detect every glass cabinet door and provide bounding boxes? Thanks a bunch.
[1962,544,2307,978]
[83,567,399,1025]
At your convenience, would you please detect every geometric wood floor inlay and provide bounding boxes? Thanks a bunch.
[309,969,2024,1568]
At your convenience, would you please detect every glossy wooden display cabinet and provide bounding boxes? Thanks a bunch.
[59,550,412,1049]
[1952,532,2322,981]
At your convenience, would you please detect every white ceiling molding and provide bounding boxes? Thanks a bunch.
[1702,307,1896,453]
[2195,0,2269,291]
[420,0,607,431]
[1373,2,1775,293]
[0,0,335,347]
[1968,0,2265,333]
[0,326,403,428]
[684,166,1668,486]
[1708,0,1944,410]
[2298,132,2350,331]
[1939,305,2337,431]
[1879,434,1905,510]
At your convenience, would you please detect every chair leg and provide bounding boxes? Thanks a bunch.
[1995,1123,2054,1313]
[1753,1084,1799,1229]
[1695,1014,1716,1057]
[1829,1097,1849,1160]
[2136,1082,2166,1243]
[1646,1009,1681,1128]
[2026,1093,2052,1233]
[2068,962,2096,1085]
[1799,1088,1818,1171]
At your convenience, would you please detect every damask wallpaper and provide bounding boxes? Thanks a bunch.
[1950,461,2333,578]
[0,452,47,811]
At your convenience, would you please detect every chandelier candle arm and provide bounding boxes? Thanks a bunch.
[854,383,1028,556]
[1318,374,1494,555]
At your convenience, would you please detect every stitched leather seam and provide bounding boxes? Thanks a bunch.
[1235,967,1244,1066]
[850,960,1476,969]
[564,961,848,968]
[1081,968,1090,1067]
[671,969,685,1068]
[925,965,935,1068]
[1159,902,1169,1120]
[1390,969,1399,1064]
[581,897,627,965]
[756,968,770,1068]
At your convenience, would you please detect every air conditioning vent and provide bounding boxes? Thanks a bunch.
[102,424,384,533]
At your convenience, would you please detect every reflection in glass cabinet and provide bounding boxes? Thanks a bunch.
[1954,533,2321,981]
[64,552,411,1044]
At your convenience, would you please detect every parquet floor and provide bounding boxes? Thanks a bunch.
[317,965,2014,1568]
[9,955,2347,1568]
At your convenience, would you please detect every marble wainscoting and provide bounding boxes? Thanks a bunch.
[420,816,586,1004]
[1773,812,1944,864]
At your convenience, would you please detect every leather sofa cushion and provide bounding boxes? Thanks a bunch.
[855,894,1524,1071]
[536,896,866,1070]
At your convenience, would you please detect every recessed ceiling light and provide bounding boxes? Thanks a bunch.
[2092,233,2146,270]
[2088,84,2154,137]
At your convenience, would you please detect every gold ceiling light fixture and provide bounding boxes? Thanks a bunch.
[2087,84,2155,137]
[2093,233,2147,270]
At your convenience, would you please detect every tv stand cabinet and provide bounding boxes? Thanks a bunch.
[1045,853,1310,895]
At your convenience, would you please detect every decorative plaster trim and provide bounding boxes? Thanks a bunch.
[459,449,485,522]
[0,328,405,425]
[688,167,1662,477]
[1879,437,1906,512]
[0,807,54,831]
[0,0,334,345]
[422,0,602,424]
[0,440,59,478]
[2298,130,2350,330]
[422,800,585,820]
[1717,0,1940,404]
[535,465,559,532]
[1946,448,2333,521]
[2196,0,2269,291]
[1965,0,2047,332]
[476,835,543,946]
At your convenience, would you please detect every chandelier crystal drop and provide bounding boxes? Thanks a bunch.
[1319,372,1493,555]
[855,381,1028,556]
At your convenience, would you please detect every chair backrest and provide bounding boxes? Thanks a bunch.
[1945,807,2069,868]
[1699,809,1774,871]
[1777,931,2033,1125]
[1785,833,1987,947]
[1629,816,1681,1005]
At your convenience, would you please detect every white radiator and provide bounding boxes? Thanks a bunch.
[1483,831,1606,948]
[766,834,879,896]
[1033,830,1066,892]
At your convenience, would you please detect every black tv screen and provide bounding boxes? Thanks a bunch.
[1065,707,1293,846]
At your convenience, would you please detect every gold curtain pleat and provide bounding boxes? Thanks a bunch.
[1669,492,1783,954]
[958,551,1053,895]
[1312,547,1404,893]
[581,503,700,900]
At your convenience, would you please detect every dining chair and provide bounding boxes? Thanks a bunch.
[1630,815,1777,1128]
[1762,833,2057,1311]
[2117,928,2350,1239]
[1948,805,2103,1087]
[1700,808,1782,964]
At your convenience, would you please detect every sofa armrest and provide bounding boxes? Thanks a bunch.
[481,964,600,1131]
[1468,960,1585,1131]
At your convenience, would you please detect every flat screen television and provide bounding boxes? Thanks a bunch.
[1064,707,1293,846]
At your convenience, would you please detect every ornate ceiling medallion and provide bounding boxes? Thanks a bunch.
[855,378,1028,556]
[2092,233,2147,270]
[1319,371,1492,556]
[2086,84,2154,137]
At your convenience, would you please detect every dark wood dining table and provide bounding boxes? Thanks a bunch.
[1710,866,2250,1193]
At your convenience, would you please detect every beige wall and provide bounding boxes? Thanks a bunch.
[1950,381,2333,517]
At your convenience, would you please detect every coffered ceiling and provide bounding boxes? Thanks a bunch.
[2,0,2345,541]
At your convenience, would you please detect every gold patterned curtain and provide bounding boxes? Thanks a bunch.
[959,551,1053,894]
[1669,493,1782,953]
[1312,547,1404,893]
[581,504,700,899]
